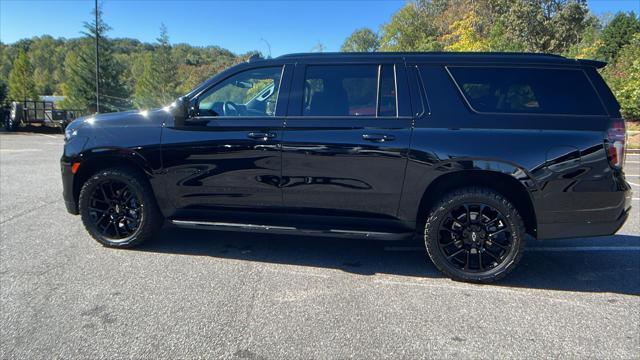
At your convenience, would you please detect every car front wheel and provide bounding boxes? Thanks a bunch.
[79,167,163,248]
[424,187,526,283]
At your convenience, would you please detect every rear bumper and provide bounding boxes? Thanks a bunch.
[537,188,632,240]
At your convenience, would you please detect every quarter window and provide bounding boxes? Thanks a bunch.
[448,67,606,116]
[302,64,397,117]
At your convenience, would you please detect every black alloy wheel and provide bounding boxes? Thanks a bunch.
[437,203,512,272]
[79,167,162,248]
[87,179,142,241]
[424,187,525,283]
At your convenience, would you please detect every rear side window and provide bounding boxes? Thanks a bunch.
[448,67,606,116]
[303,64,397,117]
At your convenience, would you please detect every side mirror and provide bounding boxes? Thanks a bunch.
[172,97,198,127]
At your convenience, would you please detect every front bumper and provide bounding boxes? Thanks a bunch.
[61,161,79,215]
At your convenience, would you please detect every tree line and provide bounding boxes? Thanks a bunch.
[1,0,638,119]
[341,0,639,120]
[0,7,255,112]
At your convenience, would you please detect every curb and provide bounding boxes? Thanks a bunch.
[628,149,640,154]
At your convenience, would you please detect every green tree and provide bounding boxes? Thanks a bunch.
[503,0,592,53]
[0,80,8,103]
[379,0,446,51]
[134,24,178,108]
[341,28,380,52]
[564,23,602,59]
[602,33,640,120]
[61,6,129,112]
[441,11,490,51]
[597,12,640,61]
[8,51,38,101]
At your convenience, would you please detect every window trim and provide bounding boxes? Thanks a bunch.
[299,63,399,118]
[445,65,609,118]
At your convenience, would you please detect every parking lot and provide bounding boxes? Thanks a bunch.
[0,129,638,359]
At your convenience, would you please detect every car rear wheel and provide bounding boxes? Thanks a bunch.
[423,187,525,283]
[79,167,163,248]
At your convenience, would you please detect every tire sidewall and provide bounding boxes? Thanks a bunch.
[424,189,525,282]
[79,170,148,247]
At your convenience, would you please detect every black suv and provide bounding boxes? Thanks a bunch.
[61,52,632,282]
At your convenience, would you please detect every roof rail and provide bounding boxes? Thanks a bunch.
[278,51,567,59]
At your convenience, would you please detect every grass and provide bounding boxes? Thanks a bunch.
[628,120,640,150]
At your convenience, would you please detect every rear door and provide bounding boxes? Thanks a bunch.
[281,60,413,218]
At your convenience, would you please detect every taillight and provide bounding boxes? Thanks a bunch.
[605,118,626,169]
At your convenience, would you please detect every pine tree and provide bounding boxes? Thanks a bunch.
[61,5,129,112]
[134,24,178,108]
[155,24,178,105]
[598,12,640,61]
[8,51,38,101]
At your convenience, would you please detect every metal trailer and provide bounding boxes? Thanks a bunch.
[2,100,85,132]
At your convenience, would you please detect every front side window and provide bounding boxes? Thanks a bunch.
[197,66,282,117]
[302,64,397,117]
[449,67,606,116]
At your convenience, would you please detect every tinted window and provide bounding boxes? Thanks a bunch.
[303,65,396,117]
[379,65,397,116]
[449,67,606,116]
[198,66,282,117]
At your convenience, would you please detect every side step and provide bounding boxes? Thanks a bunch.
[171,220,413,241]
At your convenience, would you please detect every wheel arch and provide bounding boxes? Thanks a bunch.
[415,169,538,238]
[73,149,154,207]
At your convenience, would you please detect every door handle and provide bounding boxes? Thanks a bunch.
[362,133,395,142]
[247,131,277,140]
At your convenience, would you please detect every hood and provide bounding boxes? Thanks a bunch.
[68,108,169,132]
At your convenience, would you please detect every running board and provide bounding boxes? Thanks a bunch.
[171,220,412,240]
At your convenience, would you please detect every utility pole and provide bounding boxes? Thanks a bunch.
[260,38,272,58]
[95,0,100,113]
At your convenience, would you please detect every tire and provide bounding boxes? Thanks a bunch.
[79,167,163,248]
[423,187,525,283]
[4,103,21,131]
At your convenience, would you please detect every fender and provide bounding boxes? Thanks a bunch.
[397,152,540,224]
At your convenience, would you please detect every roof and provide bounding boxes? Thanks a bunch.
[274,51,606,68]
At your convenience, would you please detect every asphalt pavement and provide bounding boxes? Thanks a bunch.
[1,128,638,359]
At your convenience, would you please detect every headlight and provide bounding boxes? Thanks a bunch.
[64,128,78,141]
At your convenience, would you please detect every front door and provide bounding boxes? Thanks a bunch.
[282,62,413,219]
[161,65,290,216]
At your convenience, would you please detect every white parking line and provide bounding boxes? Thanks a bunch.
[38,134,59,139]
[384,246,640,252]
[0,149,41,153]
[526,246,640,252]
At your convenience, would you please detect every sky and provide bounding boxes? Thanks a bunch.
[1,0,639,56]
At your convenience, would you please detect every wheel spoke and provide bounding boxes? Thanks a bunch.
[484,249,500,261]
[446,248,465,260]
[99,185,109,202]
[463,250,470,270]
[489,228,507,238]
[100,222,111,235]
[464,205,471,224]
